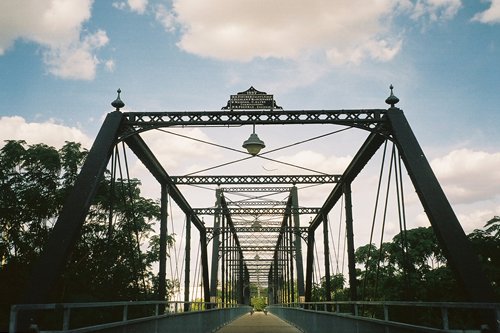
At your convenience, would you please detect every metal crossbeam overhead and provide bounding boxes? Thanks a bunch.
[121,109,387,134]
[222,187,292,193]
[171,175,341,185]
[227,201,288,206]
[209,226,308,234]
[194,207,320,215]
[225,246,295,251]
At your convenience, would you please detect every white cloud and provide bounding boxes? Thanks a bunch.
[0,0,109,80]
[128,0,148,14]
[113,0,148,14]
[105,59,116,72]
[155,4,177,32]
[410,0,462,22]
[152,0,461,65]
[43,29,109,80]
[431,149,500,204]
[157,0,403,64]
[472,0,500,24]
[0,116,92,149]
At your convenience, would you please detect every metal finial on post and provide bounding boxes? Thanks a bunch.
[111,88,125,111]
[385,84,399,109]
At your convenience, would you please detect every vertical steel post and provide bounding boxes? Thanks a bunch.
[200,229,211,303]
[304,230,315,302]
[184,214,191,312]
[289,214,295,303]
[239,250,244,304]
[158,183,168,313]
[291,186,305,299]
[268,263,274,305]
[244,265,251,305]
[323,213,332,302]
[344,182,357,301]
[210,188,222,304]
[221,214,225,305]
[273,253,279,304]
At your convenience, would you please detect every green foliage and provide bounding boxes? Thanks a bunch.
[0,140,176,329]
[468,216,500,297]
[251,296,267,311]
[314,222,499,303]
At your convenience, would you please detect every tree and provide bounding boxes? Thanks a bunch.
[0,141,176,330]
[468,216,500,299]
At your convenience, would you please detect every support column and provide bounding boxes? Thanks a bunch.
[158,183,168,313]
[210,188,222,305]
[221,214,226,305]
[244,265,251,305]
[323,213,332,302]
[200,229,211,303]
[344,182,357,301]
[273,248,281,304]
[289,214,295,303]
[291,186,305,300]
[304,230,315,302]
[184,214,191,312]
[238,250,244,304]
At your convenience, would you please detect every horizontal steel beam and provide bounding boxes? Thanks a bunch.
[222,187,292,193]
[225,246,294,251]
[227,201,288,206]
[209,226,308,233]
[171,175,341,185]
[195,207,320,215]
[123,109,386,130]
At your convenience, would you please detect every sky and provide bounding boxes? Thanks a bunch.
[1,0,500,289]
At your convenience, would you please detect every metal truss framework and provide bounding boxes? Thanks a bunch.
[21,102,497,331]
[193,207,321,215]
[170,175,341,185]
[221,187,292,193]
[119,109,387,139]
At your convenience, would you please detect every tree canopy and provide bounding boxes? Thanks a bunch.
[0,140,175,329]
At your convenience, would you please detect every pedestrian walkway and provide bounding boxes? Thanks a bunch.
[214,311,302,333]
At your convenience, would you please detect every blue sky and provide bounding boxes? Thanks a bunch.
[0,0,499,244]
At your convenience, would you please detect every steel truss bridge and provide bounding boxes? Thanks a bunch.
[11,89,499,332]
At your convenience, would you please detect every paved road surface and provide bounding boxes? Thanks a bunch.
[214,311,302,333]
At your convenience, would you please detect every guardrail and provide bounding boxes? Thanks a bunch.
[268,301,500,332]
[10,301,251,333]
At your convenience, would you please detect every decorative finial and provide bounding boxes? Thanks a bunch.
[111,88,125,111]
[385,84,399,108]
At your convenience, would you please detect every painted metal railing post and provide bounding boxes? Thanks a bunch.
[383,304,389,321]
[62,307,71,330]
[9,306,18,333]
[441,307,449,330]
[122,304,128,321]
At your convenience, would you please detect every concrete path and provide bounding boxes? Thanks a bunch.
[214,311,302,333]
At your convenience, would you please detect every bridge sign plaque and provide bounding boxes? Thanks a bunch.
[222,86,282,110]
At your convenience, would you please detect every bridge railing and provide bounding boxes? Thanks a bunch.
[10,301,249,333]
[269,301,500,332]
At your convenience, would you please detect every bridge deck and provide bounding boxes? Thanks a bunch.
[215,312,302,333]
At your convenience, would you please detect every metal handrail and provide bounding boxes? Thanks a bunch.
[269,301,500,331]
[10,301,244,333]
